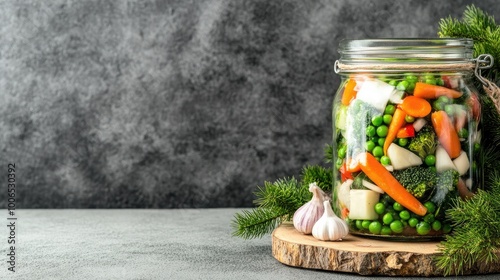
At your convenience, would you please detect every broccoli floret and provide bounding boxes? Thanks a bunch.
[431,169,460,209]
[408,125,438,159]
[392,167,437,200]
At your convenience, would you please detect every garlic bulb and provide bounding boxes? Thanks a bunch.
[292,182,325,234]
[312,200,349,241]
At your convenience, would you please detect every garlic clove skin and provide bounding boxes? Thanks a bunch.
[292,182,325,234]
[312,200,349,241]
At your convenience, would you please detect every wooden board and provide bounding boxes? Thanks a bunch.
[272,223,500,276]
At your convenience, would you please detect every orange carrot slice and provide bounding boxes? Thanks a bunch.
[431,111,461,159]
[399,96,431,117]
[341,79,357,106]
[383,108,406,155]
[345,157,361,173]
[413,82,463,99]
[357,152,427,216]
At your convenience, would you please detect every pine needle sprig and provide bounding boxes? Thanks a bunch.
[232,165,334,239]
[301,165,333,192]
[436,171,500,275]
[253,178,310,213]
[232,177,311,239]
[231,207,290,239]
[438,4,500,84]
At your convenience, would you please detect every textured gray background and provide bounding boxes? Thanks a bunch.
[1,0,499,208]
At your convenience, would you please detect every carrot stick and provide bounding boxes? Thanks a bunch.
[399,96,431,117]
[383,108,406,155]
[413,82,463,99]
[341,79,357,105]
[345,157,361,173]
[357,152,427,216]
[431,111,461,159]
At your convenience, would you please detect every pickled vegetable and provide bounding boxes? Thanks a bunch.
[334,73,480,238]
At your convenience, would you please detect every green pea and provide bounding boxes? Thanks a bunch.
[444,104,455,116]
[458,128,468,138]
[424,213,435,224]
[425,78,437,85]
[423,202,436,214]
[396,80,409,91]
[433,100,444,111]
[428,166,437,173]
[336,158,343,169]
[390,220,404,233]
[423,74,435,80]
[365,140,376,152]
[376,125,389,137]
[473,142,480,152]
[442,224,452,234]
[366,125,376,137]
[432,220,442,231]
[416,221,431,235]
[356,220,364,230]
[408,217,419,227]
[404,74,418,82]
[372,115,383,127]
[398,138,408,147]
[388,80,398,86]
[374,202,386,215]
[438,95,451,104]
[406,82,416,92]
[372,146,383,157]
[380,155,391,166]
[369,221,382,234]
[383,114,392,125]
[424,155,436,166]
[384,105,396,115]
[361,220,371,229]
[382,213,394,225]
[399,210,411,220]
[393,202,404,212]
[378,137,386,147]
[381,226,392,235]
[404,115,415,123]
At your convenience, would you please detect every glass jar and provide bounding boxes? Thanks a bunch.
[332,39,485,240]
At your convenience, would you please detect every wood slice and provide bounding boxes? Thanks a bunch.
[272,223,500,276]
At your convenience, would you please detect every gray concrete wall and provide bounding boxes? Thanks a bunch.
[1,0,498,208]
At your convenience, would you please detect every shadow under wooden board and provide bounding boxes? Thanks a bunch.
[272,223,500,276]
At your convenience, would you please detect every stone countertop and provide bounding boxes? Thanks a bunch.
[6,209,499,279]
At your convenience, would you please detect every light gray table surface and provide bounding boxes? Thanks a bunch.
[3,209,499,280]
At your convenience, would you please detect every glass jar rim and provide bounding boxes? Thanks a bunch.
[336,38,475,73]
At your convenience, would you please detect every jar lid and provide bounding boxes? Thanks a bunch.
[336,38,475,73]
